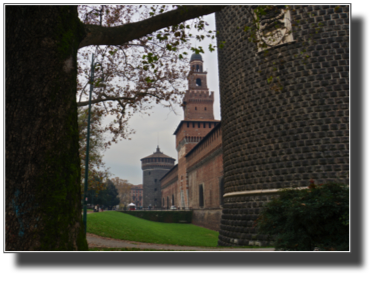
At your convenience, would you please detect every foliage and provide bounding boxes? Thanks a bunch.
[256,181,349,251]
[87,179,120,208]
[78,107,110,193]
[76,5,217,146]
[87,211,219,247]
[111,177,132,208]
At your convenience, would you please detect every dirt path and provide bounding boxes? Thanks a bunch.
[86,233,275,251]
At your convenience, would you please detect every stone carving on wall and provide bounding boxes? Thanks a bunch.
[254,6,294,51]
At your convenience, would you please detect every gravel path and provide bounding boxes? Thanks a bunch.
[86,233,275,251]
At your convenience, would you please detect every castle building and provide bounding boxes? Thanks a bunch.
[215,5,349,246]
[141,146,175,209]
[160,54,224,231]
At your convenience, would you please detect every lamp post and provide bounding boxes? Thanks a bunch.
[82,54,100,234]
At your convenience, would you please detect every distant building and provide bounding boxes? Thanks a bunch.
[141,147,175,209]
[130,184,143,208]
[160,54,224,231]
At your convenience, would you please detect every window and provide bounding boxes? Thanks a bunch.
[154,188,157,192]
[204,107,207,110]
[149,171,151,175]
[198,122,200,128]
[196,78,202,87]
[254,6,294,52]
[195,107,197,110]
[155,179,157,183]
[172,194,174,206]
[187,122,190,127]
[199,184,204,207]
[219,176,224,206]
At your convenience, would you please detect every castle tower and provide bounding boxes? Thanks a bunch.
[141,146,175,209]
[215,5,349,246]
[171,53,219,209]
[183,53,215,121]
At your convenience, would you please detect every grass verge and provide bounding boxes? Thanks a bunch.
[87,211,219,247]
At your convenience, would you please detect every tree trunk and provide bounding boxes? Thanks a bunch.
[6,6,88,250]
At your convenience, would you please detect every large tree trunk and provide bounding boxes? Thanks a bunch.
[6,6,88,250]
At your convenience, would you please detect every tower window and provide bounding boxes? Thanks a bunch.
[154,188,157,192]
[187,122,190,127]
[204,107,207,110]
[195,107,197,110]
[196,78,202,86]
[149,171,151,175]
[155,179,157,182]
[198,123,200,128]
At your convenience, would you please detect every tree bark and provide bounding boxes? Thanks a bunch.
[6,6,88,250]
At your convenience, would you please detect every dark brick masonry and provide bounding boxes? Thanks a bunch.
[215,5,349,246]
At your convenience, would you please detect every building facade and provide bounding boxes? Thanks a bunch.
[141,147,175,209]
[130,184,143,208]
[215,5,349,246]
[160,54,224,231]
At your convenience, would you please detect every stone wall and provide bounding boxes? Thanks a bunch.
[143,168,171,209]
[216,5,349,246]
[192,209,222,231]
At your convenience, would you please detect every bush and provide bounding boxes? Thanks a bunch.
[121,210,192,223]
[257,181,349,251]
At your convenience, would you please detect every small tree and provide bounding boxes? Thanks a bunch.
[257,181,349,251]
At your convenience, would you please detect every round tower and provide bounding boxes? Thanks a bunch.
[216,5,349,246]
[141,146,175,209]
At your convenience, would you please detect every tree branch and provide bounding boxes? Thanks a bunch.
[77,91,162,107]
[79,5,225,48]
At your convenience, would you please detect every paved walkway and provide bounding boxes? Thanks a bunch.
[86,233,275,251]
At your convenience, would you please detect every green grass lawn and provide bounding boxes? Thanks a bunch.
[87,211,219,247]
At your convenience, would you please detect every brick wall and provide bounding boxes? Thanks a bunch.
[216,5,349,246]
[161,165,178,208]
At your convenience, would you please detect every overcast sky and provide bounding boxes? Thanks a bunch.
[102,13,220,185]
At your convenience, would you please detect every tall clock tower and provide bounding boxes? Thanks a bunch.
[172,53,219,208]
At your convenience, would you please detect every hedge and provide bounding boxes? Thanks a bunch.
[121,210,192,223]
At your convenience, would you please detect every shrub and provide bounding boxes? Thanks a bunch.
[256,181,349,251]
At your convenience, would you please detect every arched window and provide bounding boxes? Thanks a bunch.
[196,78,201,86]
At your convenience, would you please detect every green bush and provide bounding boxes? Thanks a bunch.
[257,181,349,251]
[121,210,192,223]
